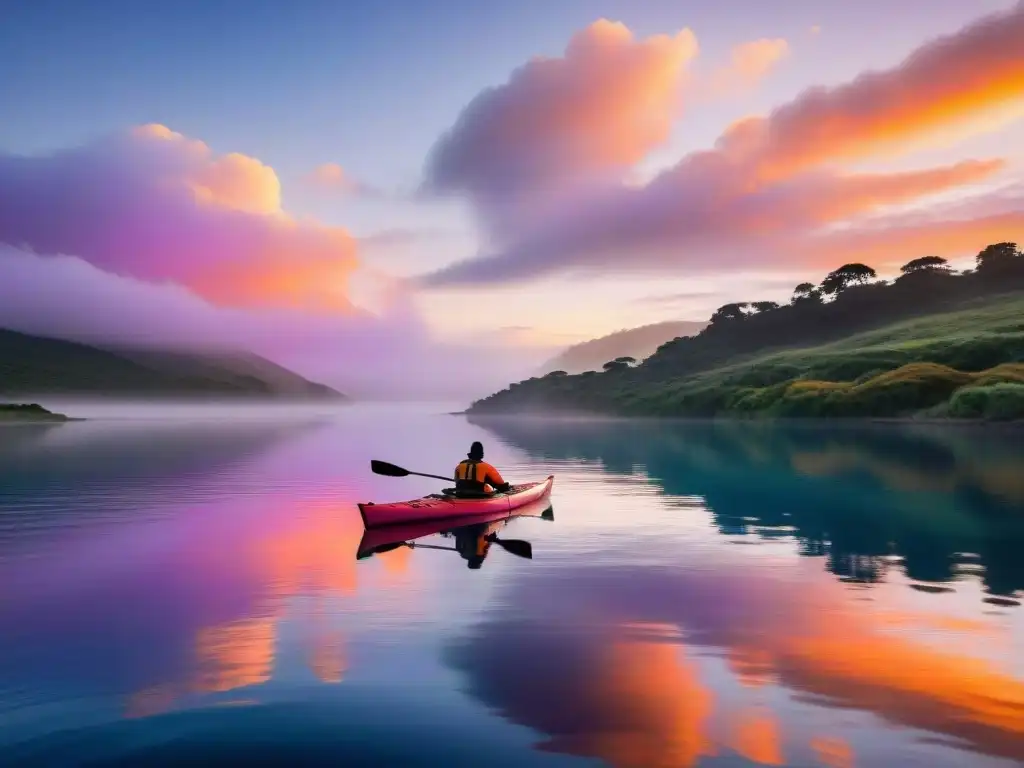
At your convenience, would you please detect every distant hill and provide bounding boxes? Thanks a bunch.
[0,328,345,399]
[539,321,707,375]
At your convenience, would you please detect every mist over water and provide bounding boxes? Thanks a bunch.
[1,404,1022,766]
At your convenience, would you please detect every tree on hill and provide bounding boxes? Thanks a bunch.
[820,263,877,296]
[791,283,822,304]
[613,356,638,366]
[710,302,750,324]
[752,301,780,313]
[546,370,568,377]
[976,242,1020,271]
[602,359,631,372]
[900,256,950,274]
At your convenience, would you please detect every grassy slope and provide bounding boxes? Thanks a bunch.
[0,329,344,399]
[470,293,1024,420]
[110,347,344,398]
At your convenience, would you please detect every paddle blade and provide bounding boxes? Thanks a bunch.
[371,459,409,477]
[494,538,533,559]
[373,542,411,554]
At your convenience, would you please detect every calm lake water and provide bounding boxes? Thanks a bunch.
[1,403,1022,767]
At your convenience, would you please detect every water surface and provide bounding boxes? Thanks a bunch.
[1,403,1022,766]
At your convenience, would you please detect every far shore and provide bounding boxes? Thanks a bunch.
[0,403,80,423]
[456,410,1024,428]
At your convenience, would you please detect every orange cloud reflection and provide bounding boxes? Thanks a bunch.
[811,736,855,768]
[538,627,715,768]
[731,711,785,765]
[193,618,275,693]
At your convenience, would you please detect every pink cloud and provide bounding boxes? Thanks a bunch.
[418,3,1024,287]
[423,19,698,236]
[0,124,358,310]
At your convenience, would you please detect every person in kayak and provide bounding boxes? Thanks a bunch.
[454,441,511,495]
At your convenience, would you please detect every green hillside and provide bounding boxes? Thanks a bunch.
[0,329,345,399]
[469,243,1024,421]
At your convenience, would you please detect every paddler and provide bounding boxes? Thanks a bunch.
[454,441,511,495]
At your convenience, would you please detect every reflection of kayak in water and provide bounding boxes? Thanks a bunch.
[356,501,554,566]
[451,520,505,569]
[358,475,554,529]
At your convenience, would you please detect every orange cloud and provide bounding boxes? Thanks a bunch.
[793,158,1006,226]
[808,204,1024,270]
[713,38,790,93]
[424,18,698,232]
[135,123,282,215]
[721,2,1024,176]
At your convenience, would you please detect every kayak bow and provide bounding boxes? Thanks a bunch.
[358,475,554,530]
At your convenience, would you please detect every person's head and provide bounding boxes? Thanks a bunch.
[468,441,484,460]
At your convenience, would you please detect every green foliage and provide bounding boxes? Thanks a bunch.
[791,283,822,304]
[820,263,877,295]
[900,255,950,274]
[976,242,1020,270]
[948,383,1024,421]
[470,293,1024,421]
[602,359,630,372]
[710,302,749,324]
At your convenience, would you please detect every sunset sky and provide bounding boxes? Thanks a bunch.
[2,0,1022,397]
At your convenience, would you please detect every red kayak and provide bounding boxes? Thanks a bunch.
[356,494,554,558]
[358,475,554,529]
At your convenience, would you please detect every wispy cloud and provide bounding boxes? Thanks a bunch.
[305,162,383,198]
[710,38,790,94]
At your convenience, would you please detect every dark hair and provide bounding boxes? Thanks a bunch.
[468,441,484,460]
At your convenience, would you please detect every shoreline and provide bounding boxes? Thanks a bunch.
[456,410,1024,428]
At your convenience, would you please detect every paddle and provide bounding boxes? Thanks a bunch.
[487,534,533,559]
[407,534,533,559]
[370,459,452,484]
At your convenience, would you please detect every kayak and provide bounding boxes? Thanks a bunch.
[358,475,554,530]
[357,495,554,557]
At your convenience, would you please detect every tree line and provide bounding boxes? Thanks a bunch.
[708,242,1022,325]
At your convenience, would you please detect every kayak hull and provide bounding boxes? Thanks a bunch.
[358,475,554,530]
[357,493,554,557]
